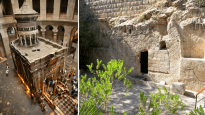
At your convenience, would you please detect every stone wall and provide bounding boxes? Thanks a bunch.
[0,38,6,57]
[180,58,205,91]
[81,0,162,18]
[148,49,170,73]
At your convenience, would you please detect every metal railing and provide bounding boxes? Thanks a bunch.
[195,87,205,109]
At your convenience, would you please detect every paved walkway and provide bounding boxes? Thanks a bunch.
[80,72,205,115]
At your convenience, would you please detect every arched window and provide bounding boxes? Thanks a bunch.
[58,26,65,44]
[21,36,25,45]
[26,35,30,46]
[31,34,35,44]
[7,27,15,36]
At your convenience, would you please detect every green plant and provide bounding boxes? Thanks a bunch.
[79,59,133,114]
[138,87,187,115]
[139,16,145,19]
[79,21,100,69]
[197,0,204,8]
[80,98,102,115]
[189,105,205,115]
[139,16,146,22]
[152,17,157,20]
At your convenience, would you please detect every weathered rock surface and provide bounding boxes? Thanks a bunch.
[80,0,205,92]
[172,82,185,95]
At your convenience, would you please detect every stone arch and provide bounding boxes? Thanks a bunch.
[7,27,16,37]
[26,35,30,46]
[57,26,65,45]
[68,28,78,53]
[45,25,53,40]
[70,28,78,42]
[31,34,35,44]
[7,26,17,45]
[20,35,25,45]
[38,25,42,37]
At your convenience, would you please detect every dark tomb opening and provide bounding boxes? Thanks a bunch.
[141,51,148,73]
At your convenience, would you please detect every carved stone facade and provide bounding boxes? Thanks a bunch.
[10,2,68,101]
[0,0,78,59]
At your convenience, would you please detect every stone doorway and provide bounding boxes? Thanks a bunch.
[140,51,148,73]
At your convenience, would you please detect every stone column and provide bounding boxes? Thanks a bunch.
[33,35,36,44]
[41,29,46,38]
[11,0,19,14]
[40,0,46,19]
[53,81,57,95]
[26,0,33,8]
[66,0,76,20]
[0,1,3,18]
[38,73,40,92]
[30,35,32,46]
[35,78,38,92]
[35,34,38,43]
[20,36,23,46]
[24,35,27,47]
[53,26,58,42]
[53,0,61,19]
[0,28,11,58]
[63,26,73,47]
[42,80,45,93]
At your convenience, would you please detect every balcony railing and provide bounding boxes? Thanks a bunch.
[195,87,205,109]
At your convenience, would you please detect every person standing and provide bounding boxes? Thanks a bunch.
[6,62,9,77]
[6,69,9,77]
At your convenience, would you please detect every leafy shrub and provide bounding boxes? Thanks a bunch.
[190,105,205,115]
[79,59,133,114]
[138,87,187,115]
[197,0,204,8]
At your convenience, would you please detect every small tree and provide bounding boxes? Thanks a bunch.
[138,87,187,115]
[190,105,205,115]
[80,59,133,114]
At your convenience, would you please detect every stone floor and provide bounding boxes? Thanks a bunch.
[80,72,205,115]
[0,58,53,115]
[0,52,78,115]
[65,53,78,78]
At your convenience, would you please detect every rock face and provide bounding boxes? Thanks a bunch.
[80,0,205,92]
[172,82,185,95]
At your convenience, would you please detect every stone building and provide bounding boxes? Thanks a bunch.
[80,0,205,92]
[0,0,78,59]
[10,2,68,100]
